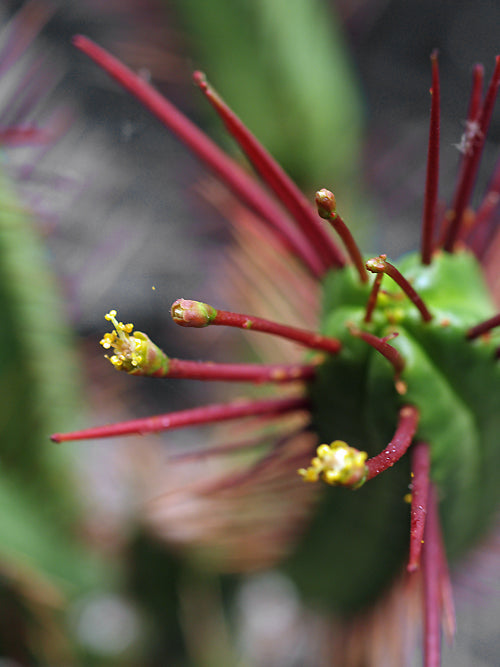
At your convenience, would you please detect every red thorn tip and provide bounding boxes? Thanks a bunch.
[443,55,500,252]
[421,51,440,265]
[192,71,207,89]
[468,64,484,123]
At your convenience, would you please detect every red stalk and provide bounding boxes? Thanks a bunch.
[51,395,310,443]
[365,405,419,480]
[466,312,500,339]
[315,189,368,282]
[193,71,346,271]
[421,52,440,265]
[407,441,431,572]
[143,357,318,383]
[436,519,456,642]
[422,483,442,667]
[73,36,323,277]
[366,255,433,322]
[443,56,500,251]
[0,125,50,145]
[467,64,485,122]
[364,273,383,323]
[352,329,405,382]
[171,299,342,354]
[211,311,341,353]
[466,160,500,256]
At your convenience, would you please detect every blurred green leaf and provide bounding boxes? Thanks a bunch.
[0,167,111,660]
[172,0,364,194]
[0,168,81,524]
[0,473,105,593]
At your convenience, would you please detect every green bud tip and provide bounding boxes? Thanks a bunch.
[365,255,387,274]
[101,310,168,374]
[171,299,217,327]
[315,188,337,220]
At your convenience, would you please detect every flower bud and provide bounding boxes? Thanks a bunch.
[101,310,169,375]
[171,299,217,327]
[315,188,337,219]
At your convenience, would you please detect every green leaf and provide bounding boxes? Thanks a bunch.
[0,168,109,601]
[0,169,81,522]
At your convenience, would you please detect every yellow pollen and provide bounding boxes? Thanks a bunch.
[386,307,405,324]
[298,440,368,488]
[101,310,146,371]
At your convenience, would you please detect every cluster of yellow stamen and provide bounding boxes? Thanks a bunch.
[298,441,368,488]
[100,310,147,371]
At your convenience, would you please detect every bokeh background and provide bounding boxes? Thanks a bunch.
[1,0,499,664]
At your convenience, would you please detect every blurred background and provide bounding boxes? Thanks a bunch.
[0,0,499,664]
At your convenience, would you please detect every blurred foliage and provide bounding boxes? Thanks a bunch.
[0,168,80,520]
[0,166,111,662]
[170,0,364,196]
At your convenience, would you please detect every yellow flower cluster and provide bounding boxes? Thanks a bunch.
[298,440,367,487]
[100,310,147,371]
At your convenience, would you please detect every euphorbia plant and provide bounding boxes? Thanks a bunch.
[53,38,500,666]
